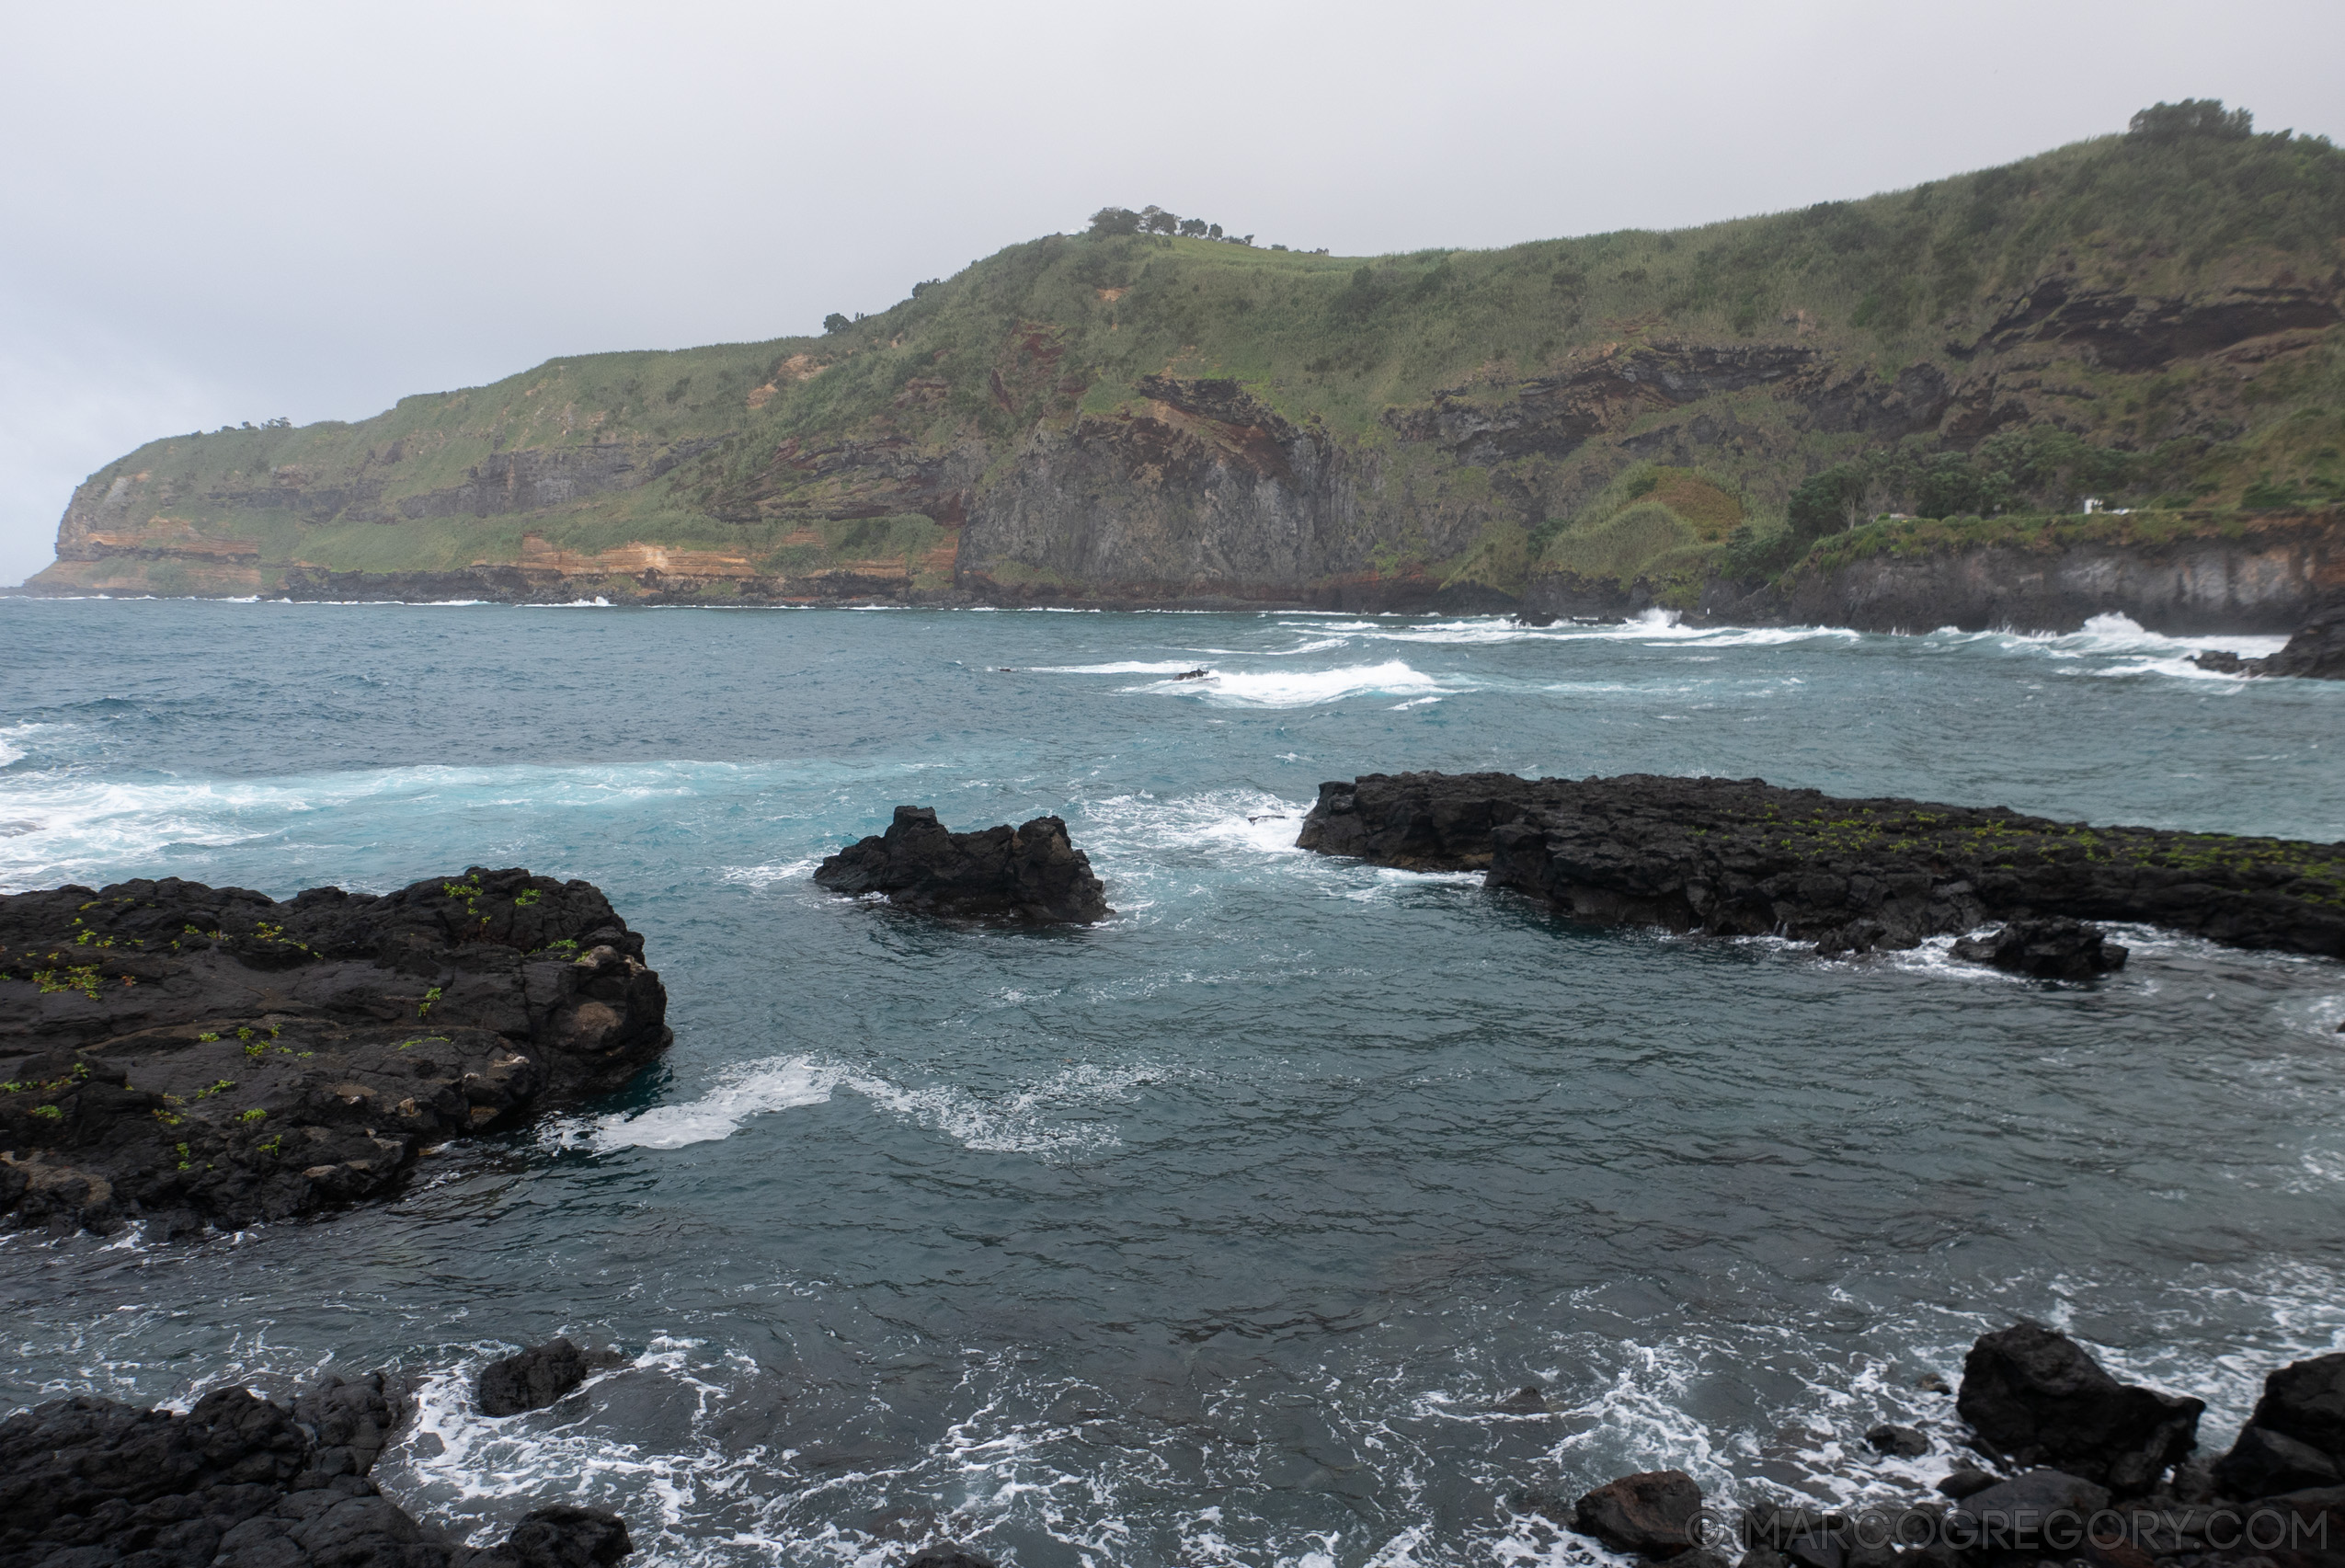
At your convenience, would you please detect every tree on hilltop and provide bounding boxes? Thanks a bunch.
[1088,206,1141,236]
[822,313,851,334]
[2129,98,2254,141]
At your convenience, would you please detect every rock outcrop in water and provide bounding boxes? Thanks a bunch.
[478,1338,593,1417]
[0,1377,631,1568]
[2193,605,2345,680]
[814,807,1111,923]
[1959,1321,2204,1495]
[0,868,671,1236]
[1297,772,2345,959]
[1950,917,2130,978]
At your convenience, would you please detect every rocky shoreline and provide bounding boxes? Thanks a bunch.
[1298,772,2345,959]
[0,868,670,1236]
[1,1356,632,1568]
[17,1319,2344,1568]
[1540,1322,2345,1568]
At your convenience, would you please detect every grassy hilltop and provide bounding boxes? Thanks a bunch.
[31,101,2345,605]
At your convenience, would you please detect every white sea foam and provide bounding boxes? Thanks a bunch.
[589,1059,845,1150]
[1079,787,1314,864]
[578,1054,1165,1160]
[718,856,825,889]
[1138,659,1450,707]
[1033,658,1216,675]
[1672,625,1864,648]
[0,756,946,892]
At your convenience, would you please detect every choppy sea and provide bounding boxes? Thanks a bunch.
[3,599,2341,1567]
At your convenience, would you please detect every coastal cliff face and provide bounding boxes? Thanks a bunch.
[1712,510,2345,633]
[25,122,2345,629]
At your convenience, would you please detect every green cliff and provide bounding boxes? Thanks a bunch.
[29,102,2345,624]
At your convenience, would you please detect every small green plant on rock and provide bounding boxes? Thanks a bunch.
[239,1107,267,1123]
[32,966,103,1000]
[419,986,442,1017]
[32,1104,63,1121]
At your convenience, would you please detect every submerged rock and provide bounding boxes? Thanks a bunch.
[1865,1422,1929,1458]
[1950,917,2129,979]
[814,807,1111,923]
[0,1380,630,1568]
[479,1337,591,1417]
[0,869,671,1235]
[899,1548,999,1568]
[1493,1383,1550,1413]
[1295,772,2345,958]
[1957,1321,2202,1495]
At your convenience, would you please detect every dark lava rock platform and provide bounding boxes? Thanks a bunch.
[0,1376,631,1568]
[0,867,671,1235]
[815,806,1111,923]
[1298,772,2345,958]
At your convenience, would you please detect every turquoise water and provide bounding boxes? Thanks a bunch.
[2,599,2342,1567]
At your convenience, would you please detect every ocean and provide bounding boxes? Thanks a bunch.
[3,598,2341,1567]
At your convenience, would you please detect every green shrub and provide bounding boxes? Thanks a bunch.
[1541,502,1697,583]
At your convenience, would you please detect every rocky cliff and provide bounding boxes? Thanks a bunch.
[26,113,2345,630]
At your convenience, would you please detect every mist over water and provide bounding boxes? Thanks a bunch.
[2,600,2341,1567]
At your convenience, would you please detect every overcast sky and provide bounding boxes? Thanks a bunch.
[3,0,2339,584]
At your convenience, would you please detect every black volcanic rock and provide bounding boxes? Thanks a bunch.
[815,806,1111,923]
[2213,1353,2345,1498]
[1865,1422,1929,1457]
[1957,1321,2202,1495]
[479,1338,590,1417]
[1296,772,2345,959]
[2193,607,2345,680]
[0,1381,630,1568]
[1950,1468,2113,1551]
[2213,1422,2342,1497]
[293,1370,403,1482]
[1571,1470,1704,1557]
[1950,917,2129,979]
[2248,1353,2345,1456]
[0,868,671,1235]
